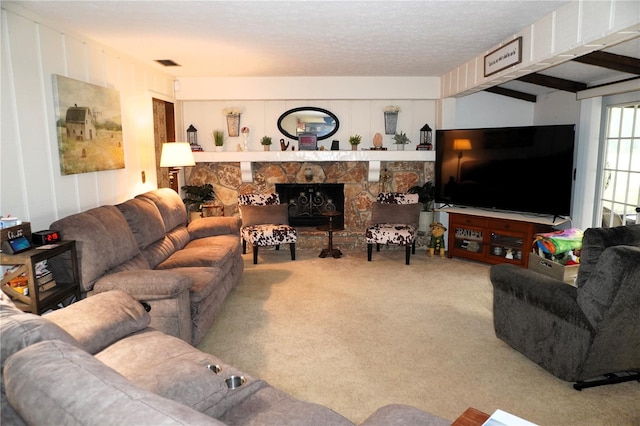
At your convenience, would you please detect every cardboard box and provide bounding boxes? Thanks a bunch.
[528,252,579,286]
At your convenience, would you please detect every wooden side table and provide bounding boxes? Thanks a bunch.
[1,240,80,314]
[451,407,490,426]
[318,211,343,259]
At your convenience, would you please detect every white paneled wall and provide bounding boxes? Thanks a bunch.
[1,7,175,232]
[179,99,437,153]
[443,0,640,98]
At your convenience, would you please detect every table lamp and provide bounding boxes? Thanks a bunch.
[160,142,195,192]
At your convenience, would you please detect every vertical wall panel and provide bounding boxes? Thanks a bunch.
[1,8,174,231]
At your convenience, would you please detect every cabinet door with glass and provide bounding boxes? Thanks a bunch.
[448,214,488,261]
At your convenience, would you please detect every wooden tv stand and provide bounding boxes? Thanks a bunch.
[442,207,568,267]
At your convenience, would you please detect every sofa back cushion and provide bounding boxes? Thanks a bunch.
[576,225,640,288]
[4,340,224,425]
[49,206,141,293]
[117,198,167,249]
[137,188,188,235]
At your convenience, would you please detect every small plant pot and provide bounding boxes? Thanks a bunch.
[215,146,223,152]
[397,144,405,151]
[351,145,358,151]
[263,145,270,151]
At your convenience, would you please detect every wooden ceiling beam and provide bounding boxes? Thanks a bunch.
[484,86,537,103]
[572,51,640,75]
[516,73,587,92]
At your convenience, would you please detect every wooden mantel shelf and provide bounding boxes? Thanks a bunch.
[193,150,435,182]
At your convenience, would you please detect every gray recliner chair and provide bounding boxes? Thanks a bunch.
[490,225,640,389]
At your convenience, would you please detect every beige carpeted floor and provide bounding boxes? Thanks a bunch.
[198,248,640,425]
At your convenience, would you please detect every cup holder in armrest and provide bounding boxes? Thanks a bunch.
[207,364,221,374]
[225,375,245,389]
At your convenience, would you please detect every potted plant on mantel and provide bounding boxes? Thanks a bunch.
[349,134,362,151]
[260,135,272,151]
[393,131,411,150]
[181,183,215,222]
[408,181,435,234]
[212,130,225,152]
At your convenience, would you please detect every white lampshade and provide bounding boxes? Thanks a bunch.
[160,142,195,167]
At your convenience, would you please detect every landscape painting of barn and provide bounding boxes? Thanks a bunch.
[53,75,124,175]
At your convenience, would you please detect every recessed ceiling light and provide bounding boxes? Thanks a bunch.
[155,59,181,67]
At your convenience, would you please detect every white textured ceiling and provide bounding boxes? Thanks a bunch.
[8,0,571,78]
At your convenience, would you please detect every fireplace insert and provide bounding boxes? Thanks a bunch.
[275,183,344,228]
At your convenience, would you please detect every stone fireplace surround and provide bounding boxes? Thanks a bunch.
[186,160,434,250]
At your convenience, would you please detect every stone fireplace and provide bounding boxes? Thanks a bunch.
[276,183,345,228]
[186,159,434,250]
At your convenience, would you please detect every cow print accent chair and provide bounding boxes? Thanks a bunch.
[366,192,421,265]
[238,193,297,264]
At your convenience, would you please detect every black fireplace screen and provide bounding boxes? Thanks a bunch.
[275,183,344,228]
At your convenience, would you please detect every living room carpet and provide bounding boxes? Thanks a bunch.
[198,248,640,425]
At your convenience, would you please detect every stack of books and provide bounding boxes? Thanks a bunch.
[35,260,56,292]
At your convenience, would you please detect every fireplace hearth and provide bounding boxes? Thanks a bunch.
[276,183,344,228]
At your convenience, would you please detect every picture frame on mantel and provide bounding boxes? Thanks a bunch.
[484,37,522,77]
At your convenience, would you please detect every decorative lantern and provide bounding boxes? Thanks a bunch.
[420,123,433,150]
[187,124,197,145]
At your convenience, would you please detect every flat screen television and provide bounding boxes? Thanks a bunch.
[435,124,575,217]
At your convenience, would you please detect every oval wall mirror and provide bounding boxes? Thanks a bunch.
[277,107,339,141]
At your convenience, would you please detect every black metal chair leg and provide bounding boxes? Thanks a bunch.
[376,243,381,252]
[290,243,296,260]
[405,245,411,265]
[252,245,258,264]
[275,245,280,251]
[367,244,373,261]
[242,239,247,254]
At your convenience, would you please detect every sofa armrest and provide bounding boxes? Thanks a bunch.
[360,404,449,426]
[577,245,640,328]
[93,270,192,300]
[4,340,225,425]
[188,216,241,239]
[45,290,150,354]
[490,264,590,326]
[93,270,194,343]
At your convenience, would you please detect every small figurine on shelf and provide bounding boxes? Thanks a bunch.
[280,138,290,151]
[505,248,514,259]
[428,222,447,258]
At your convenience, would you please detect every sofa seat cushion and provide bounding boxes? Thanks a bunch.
[4,340,223,425]
[96,329,232,414]
[45,290,150,354]
[166,267,225,303]
[156,245,237,270]
[220,386,353,426]
[186,234,242,256]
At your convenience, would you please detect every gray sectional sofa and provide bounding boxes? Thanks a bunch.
[1,290,450,425]
[49,188,244,346]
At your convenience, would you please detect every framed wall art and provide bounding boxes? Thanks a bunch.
[52,75,124,175]
[484,37,522,77]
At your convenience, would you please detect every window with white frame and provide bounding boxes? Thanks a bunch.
[600,103,640,227]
